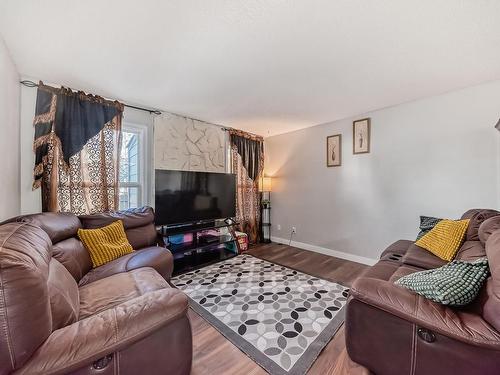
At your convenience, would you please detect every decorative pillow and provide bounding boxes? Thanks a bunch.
[416,216,442,240]
[415,219,469,261]
[395,258,489,306]
[78,220,133,268]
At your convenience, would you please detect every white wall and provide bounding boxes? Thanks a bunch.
[20,80,154,214]
[265,80,500,264]
[0,36,20,220]
[19,79,38,214]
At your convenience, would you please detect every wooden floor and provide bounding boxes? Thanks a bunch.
[189,242,370,375]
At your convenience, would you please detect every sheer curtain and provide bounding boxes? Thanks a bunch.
[33,82,124,214]
[230,130,264,244]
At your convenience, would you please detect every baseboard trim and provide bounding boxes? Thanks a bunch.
[270,236,377,266]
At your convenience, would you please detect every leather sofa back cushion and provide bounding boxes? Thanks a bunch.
[462,209,500,241]
[11,212,82,243]
[479,216,500,245]
[79,206,154,230]
[126,224,158,249]
[455,241,486,262]
[52,238,93,282]
[401,244,446,270]
[4,212,93,282]
[48,258,80,330]
[482,229,500,331]
[0,223,53,373]
[79,207,157,249]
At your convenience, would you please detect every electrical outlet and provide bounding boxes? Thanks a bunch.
[291,227,297,234]
[277,224,281,231]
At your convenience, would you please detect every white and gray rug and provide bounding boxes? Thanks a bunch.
[172,254,349,375]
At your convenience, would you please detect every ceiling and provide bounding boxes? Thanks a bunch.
[1,1,500,137]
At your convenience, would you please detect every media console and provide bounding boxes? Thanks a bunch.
[157,219,239,275]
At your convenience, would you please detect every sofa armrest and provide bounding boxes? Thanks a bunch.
[350,277,500,349]
[15,288,188,375]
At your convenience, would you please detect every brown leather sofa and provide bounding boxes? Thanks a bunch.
[346,209,500,375]
[0,207,192,375]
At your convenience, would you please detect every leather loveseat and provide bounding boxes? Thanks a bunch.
[346,208,500,375]
[0,207,192,375]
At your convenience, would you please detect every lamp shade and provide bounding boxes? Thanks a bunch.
[259,176,272,192]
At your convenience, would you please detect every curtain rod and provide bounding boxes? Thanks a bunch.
[21,80,162,115]
[19,80,255,135]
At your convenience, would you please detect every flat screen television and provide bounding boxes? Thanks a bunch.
[155,169,236,226]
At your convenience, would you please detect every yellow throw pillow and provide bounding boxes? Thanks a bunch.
[78,220,134,268]
[415,219,470,261]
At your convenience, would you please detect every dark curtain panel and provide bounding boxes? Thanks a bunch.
[229,129,264,243]
[230,130,264,181]
[33,82,124,214]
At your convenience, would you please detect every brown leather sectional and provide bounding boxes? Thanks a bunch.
[0,207,192,375]
[346,208,500,375]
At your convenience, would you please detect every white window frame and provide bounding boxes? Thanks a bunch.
[120,123,149,209]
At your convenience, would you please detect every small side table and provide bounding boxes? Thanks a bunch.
[260,193,271,243]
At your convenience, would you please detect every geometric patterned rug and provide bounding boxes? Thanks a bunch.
[172,254,349,375]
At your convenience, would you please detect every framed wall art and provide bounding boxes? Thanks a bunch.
[326,134,342,167]
[353,118,371,154]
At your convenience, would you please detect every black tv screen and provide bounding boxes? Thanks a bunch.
[155,170,236,225]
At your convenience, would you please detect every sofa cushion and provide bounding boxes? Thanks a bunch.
[79,206,154,229]
[360,257,422,284]
[124,223,158,250]
[395,258,489,306]
[463,209,500,241]
[10,212,81,243]
[461,209,483,219]
[388,264,423,283]
[479,216,500,245]
[78,220,134,268]
[79,207,157,249]
[78,267,169,319]
[401,244,447,270]
[359,260,401,281]
[78,246,174,286]
[47,258,79,330]
[6,212,93,282]
[455,240,486,262]
[52,237,92,282]
[415,219,469,261]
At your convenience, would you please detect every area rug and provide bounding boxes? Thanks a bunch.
[171,254,349,375]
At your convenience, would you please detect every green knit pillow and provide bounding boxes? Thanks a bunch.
[395,258,489,306]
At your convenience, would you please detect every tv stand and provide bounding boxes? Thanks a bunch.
[157,219,239,275]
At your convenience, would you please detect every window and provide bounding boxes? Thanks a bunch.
[119,124,147,210]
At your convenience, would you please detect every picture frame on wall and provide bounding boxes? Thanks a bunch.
[353,118,371,154]
[326,134,342,167]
